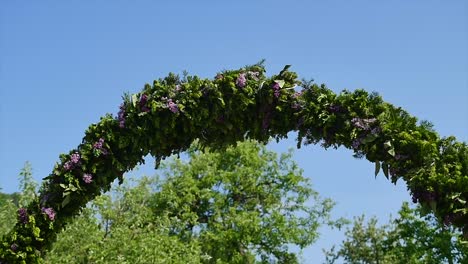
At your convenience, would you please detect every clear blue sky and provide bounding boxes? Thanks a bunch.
[1,1,467,262]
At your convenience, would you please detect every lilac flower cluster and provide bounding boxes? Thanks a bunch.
[292,91,303,99]
[262,111,272,130]
[10,244,18,252]
[215,73,224,80]
[272,82,281,98]
[82,173,93,184]
[41,207,56,221]
[93,138,108,155]
[411,190,436,204]
[117,103,126,128]
[351,117,377,131]
[139,94,150,113]
[64,152,81,171]
[93,138,104,149]
[175,84,182,92]
[18,208,29,224]
[328,104,342,113]
[394,154,408,160]
[167,99,179,114]
[291,102,302,110]
[247,71,260,81]
[352,138,363,150]
[236,73,247,88]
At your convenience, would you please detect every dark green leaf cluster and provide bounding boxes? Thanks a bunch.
[1,63,466,263]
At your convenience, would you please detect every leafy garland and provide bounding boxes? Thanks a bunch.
[1,63,467,263]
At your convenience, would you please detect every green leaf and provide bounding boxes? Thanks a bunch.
[132,94,138,107]
[62,195,71,208]
[274,80,285,88]
[374,162,381,178]
[382,162,389,179]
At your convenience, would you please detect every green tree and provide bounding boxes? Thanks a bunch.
[150,140,339,263]
[0,162,35,237]
[325,202,468,264]
[44,140,338,263]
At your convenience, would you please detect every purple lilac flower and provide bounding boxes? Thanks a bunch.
[117,104,126,128]
[175,84,182,92]
[248,71,260,81]
[63,161,73,171]
[71,153,80,164]
[41,193,51,206]
[236,73,247,88]
[272,82,281,98]
[139,94,150,112]
[10,244,18,252]
[412,190,436,204]
[293,91,303,98]
[215,73,224,80]
[18,208,29,224]
[292,102,302,110]
[42,207,56,221]
[83,173,93,184]
[394,154,408,160]
[328,105,342,113]
[352,138,362,149]
[371,127,381,135]
[93,138,104,150]
[351,117,377,130]
[167,99,179,114]
[262,112,272,130]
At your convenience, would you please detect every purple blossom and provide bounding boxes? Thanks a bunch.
[41,193,51,206]
[175,84,182,92]
[42,207,56,221]
[71,153,80,164]
[351,117,377,130]
[63,161,73,171]
[248,71,260,80]
[83,173,93,184]
[10,244,18,252]
[117,104,126,128]
[18,208,29,224]
[262,111,272,130]
[215,73,224,80]
[236,73,247,88]
[293,91,303,98]
[328,104,342,113]
[139,94,150,112]
[394,154,408,160]
[272,82,281,98]
[292,102,301,110]
[119,120,125,128]
[139,94,148,105]
[371,127,381,135]
[411,190,436,204]
[352,138,362,149]
[93,138,105,150]
[167,99,179,114]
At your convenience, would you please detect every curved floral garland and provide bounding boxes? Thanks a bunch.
[1,63,467,263]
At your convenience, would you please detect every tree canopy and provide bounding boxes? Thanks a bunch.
[325,202,468,264]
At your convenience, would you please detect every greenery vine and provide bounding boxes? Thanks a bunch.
[1,62,467,263]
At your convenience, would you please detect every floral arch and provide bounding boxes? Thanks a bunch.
[1,63,467,263]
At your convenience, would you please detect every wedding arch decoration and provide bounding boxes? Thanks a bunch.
[1,62,467,263]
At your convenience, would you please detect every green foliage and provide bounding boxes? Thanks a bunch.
[325,202,468,264]
[1,63,467,262]
[43,140,333,263]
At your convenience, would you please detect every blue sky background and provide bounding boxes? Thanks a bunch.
[1,1,467,262]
